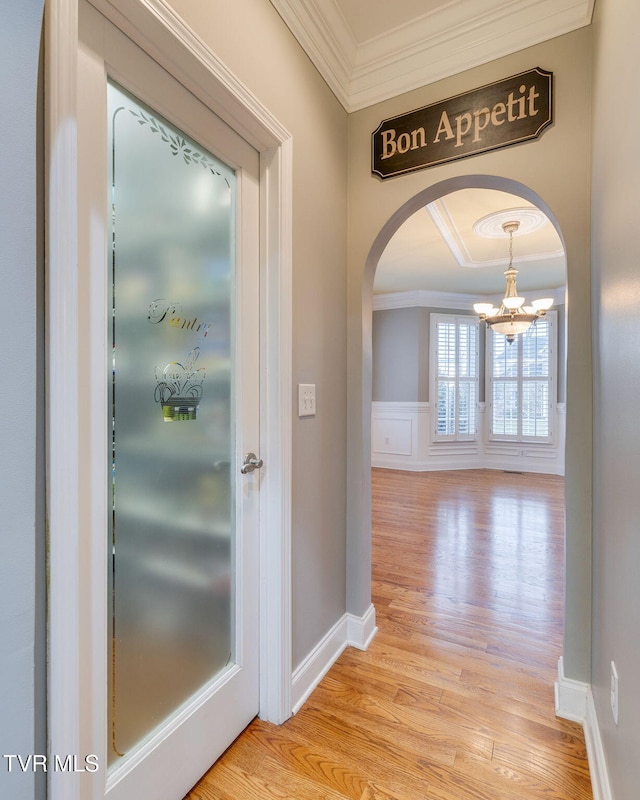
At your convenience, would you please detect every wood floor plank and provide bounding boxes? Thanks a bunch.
[403,686,587,759]
[240,719,370,800]
[308,675,495,765]
[282,706,439,797]
[186,468,592,800]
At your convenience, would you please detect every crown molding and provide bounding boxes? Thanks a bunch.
[270,0,594,112]
[269,0,355,109]
[373,289,479,311]
[372,286,566,311]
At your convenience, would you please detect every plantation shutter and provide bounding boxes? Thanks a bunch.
[434,316,478,442]
[489,314,555,442]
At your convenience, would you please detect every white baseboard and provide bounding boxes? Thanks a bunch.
[372,455,565,474]
[584,687,614,800]
[291,604,377,714]
[346,603,378,650]
[555,655,588,722]
[371,455,430,471]
[555,657,613,800]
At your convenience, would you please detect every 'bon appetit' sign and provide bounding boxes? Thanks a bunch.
[372,68,552,179]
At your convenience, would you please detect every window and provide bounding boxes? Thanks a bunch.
[488,312,556,443]
[431,315,479,441]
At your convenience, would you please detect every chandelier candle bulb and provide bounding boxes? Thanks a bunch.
[503,296,525,309]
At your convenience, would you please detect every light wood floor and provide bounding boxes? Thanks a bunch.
[186,468,592,800]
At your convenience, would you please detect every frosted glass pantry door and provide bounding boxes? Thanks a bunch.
[108,79,238,761]
[99,21,260,800]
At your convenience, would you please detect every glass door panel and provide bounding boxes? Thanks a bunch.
[107,81,237,766]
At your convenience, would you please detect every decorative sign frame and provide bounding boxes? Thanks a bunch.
[372,67,553,180]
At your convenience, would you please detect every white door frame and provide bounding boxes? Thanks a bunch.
[46,1,292,797]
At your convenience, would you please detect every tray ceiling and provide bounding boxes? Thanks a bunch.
[374,188,566,299]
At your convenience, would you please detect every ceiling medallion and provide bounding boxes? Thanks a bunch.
[473,206,548,239]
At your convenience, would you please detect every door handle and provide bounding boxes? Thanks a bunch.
[240,452,264,474]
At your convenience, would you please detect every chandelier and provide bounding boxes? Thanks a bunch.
[473,220,553,343]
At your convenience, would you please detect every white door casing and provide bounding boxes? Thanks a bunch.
[46,1,293,798]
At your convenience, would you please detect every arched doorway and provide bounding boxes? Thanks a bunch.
[347,173,588,691]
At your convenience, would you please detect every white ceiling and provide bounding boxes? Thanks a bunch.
[334,0,453,44]
[374,188,565,298]
[268,0,590,298]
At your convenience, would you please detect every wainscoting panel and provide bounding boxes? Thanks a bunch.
[371,402,429,470]
[371,402,565,475]
[482,403,565,475]
[372,417,413,456]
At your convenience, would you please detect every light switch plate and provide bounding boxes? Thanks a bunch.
[298,384,316,417]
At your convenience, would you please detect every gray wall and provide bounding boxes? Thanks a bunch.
[591,0,640,796]
[372,307,429,402]
[169,0,349,667]
[0,3,45,799]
